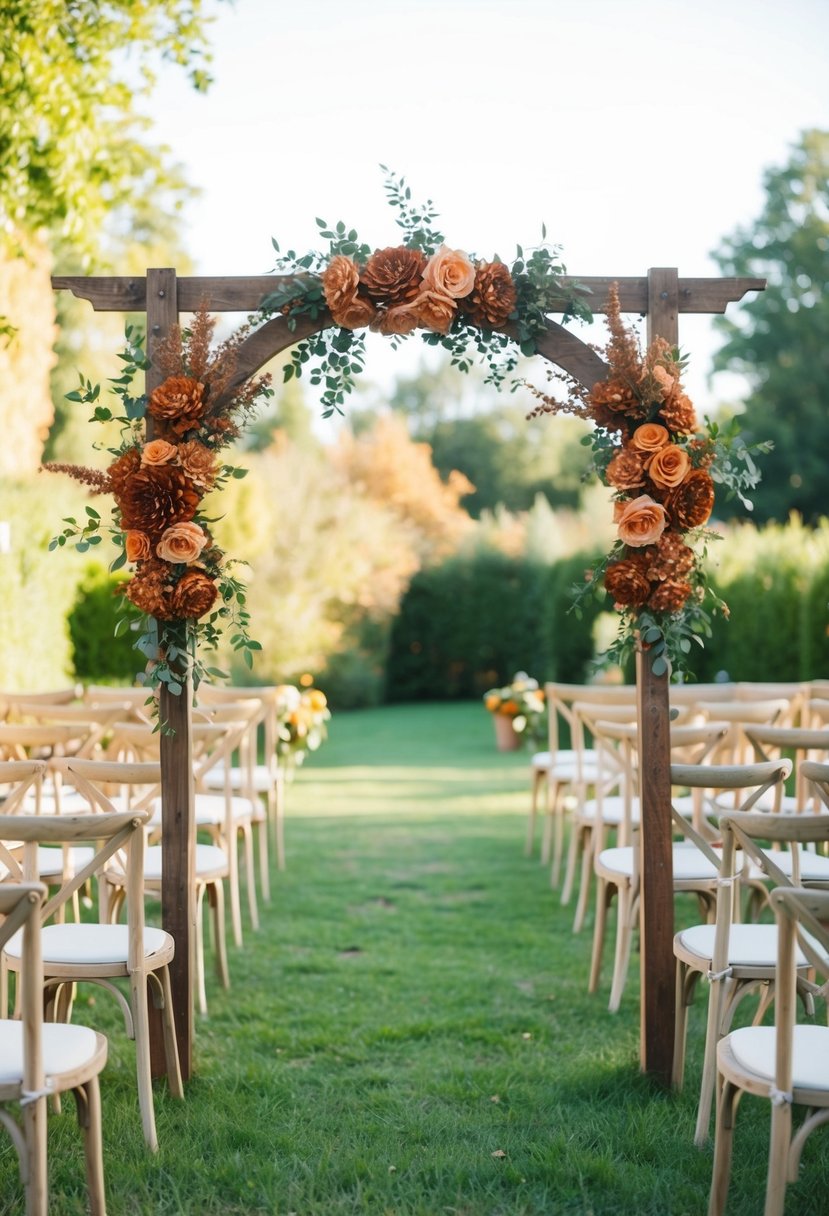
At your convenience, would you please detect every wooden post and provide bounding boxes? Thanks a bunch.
[145,268,195,1081]
[637,267,679,1081]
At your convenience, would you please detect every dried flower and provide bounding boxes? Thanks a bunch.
[413,289,457,334]
[117,466,200,535]
[141,439,177,467]
[147,376,207,436]
[605,447,648,491]
[322,255,378,329]
[123,559,175,620]
[176,440,219,490]
[665,468,715,529]
[370,301,422,337]
[107,448,142,495]
[648,577,693,613]
[169,569,218,619]
[659,390,697,434]
[646,531,695,581]
[125,530,152,562]
[605,555,652,607]
[460,261,517,328]
[630,423,669,453]
[360,246,426,306]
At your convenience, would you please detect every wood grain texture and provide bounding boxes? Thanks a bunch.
[51,273,766,315]
[637,268,680,1084]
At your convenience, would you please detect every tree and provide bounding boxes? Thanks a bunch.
[711,129,829,524]
[0,0,218,263]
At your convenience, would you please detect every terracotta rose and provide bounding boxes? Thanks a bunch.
[413,289,457,334]
[630,423,669,453]
[156,521,209,565]
[647,444,691,490]
[125,530,152,562]
[322,256,377,329]
[170,569,218,619]
[422,245,476,299]
[614,495,668,547]
[141,439,177,467]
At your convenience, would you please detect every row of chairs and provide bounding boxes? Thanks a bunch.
[522,680,829,1215]
[0,681,293,1211]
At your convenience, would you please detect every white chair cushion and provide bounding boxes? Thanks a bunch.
[530,750,598,778]
[727,1023,829,1090]
[148,794,258,827]
[34,845,96,878]
[142,843,228,881]
[202,764,279,794]
[677,923,805,967]
[4,924,170,965]
[579,796,640,826]
[748,850,829,882]
[0,1020,101,1085]
[598,844,728,881]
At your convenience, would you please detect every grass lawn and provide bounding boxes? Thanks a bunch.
[2,701,827,1214]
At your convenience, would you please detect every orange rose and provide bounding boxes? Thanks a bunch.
[176,440,219,490]
[371,301,422,337]
[630,423,669,453]
[647,444,691,490]
[125,530,152,562]
[141,439,177,467]
[413,289,457,334]
[614,495,668,547]
[156,521,209,564]
[322,256,377,330]
[422,245,476,299]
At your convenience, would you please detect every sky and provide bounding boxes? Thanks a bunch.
[141,0,829,415]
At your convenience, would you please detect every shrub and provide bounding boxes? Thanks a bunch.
[68,562,138,682]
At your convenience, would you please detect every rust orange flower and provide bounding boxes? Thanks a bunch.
[605,447,648,491]
[413,289,457,334]
[125,530,152,562]
[360,246,426,306]
[322,256,378,329]
[117,466,200,535]
[647,444,691,490]
[156,521,209,565]
[666,469,715,529]
[630,423,669,453]
[176,440,219,491]
[461,261,517,328]
[422,245,476,299]
[141,439,177,467]
[614,495,668,547]
[169,569,218,619]
[604,555,652,607]
[147,376,206,436]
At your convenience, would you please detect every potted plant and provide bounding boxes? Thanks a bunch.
[483,673,546,751]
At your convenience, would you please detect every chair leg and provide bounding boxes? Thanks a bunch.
[572,825,595,934]
[672,960,695,1091]
[588,876,612,994]
[208,880,230,989]
[764,1102,792,1216]
[130,973,158,1151]
[560,817,581,906]
[195,885,208,1016]
[695,973,735,1146]
[157,966,184,1101]
[227,837,243,948]
[241,824,259,931]
[274,775,286,870]
[608,884,634,1013]
[256,815,270,904]
[74,1078,106,1216]
[22,1091,48,1216]
[708,1077,740,1216]
[527,769,543,857]
[550,785,568,888]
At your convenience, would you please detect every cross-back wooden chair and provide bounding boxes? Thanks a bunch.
[197,683,286,870]
[587,727,736,1013]
[0,859,108,1215]
[709,880,829,1215]
[83,684,155,725]
[1,688,82,711]
[0,758,183,1153]
[100,720,234,1010]
[692,698,789,767]
[736,681,811,728]
[670,761,827,1146]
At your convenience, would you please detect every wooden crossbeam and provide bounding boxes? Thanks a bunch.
[52,273,765,316]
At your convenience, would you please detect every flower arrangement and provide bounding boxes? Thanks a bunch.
[274,683,331,767]
[483,672,546,746]
[45,311,273,698]
[529,284,770,677]
[264,168,591,416]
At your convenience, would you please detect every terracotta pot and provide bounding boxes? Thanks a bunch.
[493,712,521,752]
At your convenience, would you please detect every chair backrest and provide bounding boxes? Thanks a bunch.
[6,701,135,758]
[0,721,94,764]
[668,682,736,706]
[197,683,283,774]
[0,882,48,1103]
[745,725,829,811]
[768,886,829,1100]
[1,687,81,707]
[1,759,154,968]
[807,698,829,728]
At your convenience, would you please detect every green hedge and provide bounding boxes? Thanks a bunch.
[385,550,604,701]
[68,563,139,683]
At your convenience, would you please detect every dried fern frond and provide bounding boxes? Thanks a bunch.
[42,462,111,493]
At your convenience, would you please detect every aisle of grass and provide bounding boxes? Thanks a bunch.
[2,702,827,1214]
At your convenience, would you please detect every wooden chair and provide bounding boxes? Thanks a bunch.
[83,684,155,725]
[692,699,789,766]
[0,759,183,1152]
[532,683,637,894]
[99,723,233,1012]
[197,683,287,871]
[588,729,735,1013]
[0,687,82,710]
[671,761,803,1146]
[709,881,829,1216]
[0,873,108,1216]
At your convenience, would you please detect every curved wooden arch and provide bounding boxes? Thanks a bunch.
[226,310,610,392]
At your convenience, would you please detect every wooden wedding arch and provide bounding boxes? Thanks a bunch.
[53,266,764,1085]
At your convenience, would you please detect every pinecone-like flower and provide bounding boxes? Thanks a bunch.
[646,530,696,581]
[604,553,652,607]
[591,377,648,420]
[147,376,207,436]
[360,246,427,306]
[123,560,175,620]
[107,447,142,496]
[648,577,693,613]
[605,447,648,491]
[665,469,715,529]
[117,466,200,535]
[659,389,697,434]
[169,569,218,619]
[460,261,517,328]
[176,440,219,491]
